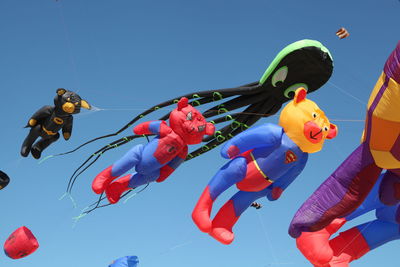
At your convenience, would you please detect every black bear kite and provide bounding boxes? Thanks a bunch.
[21,88,91,159]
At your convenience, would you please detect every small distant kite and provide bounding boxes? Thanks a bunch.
[336,27,350,39]
[0,170,10,190]
[250,202,262,209]
[4,226,39,259]
[109,256,139,267]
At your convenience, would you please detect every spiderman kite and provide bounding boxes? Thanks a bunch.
[92,97,215,203]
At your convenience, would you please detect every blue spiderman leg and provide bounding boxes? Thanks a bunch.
[192,157,247,233]
[112,144,145,176]
[129,170,160,188]
[210,187,270,245]
[92,144,144,194]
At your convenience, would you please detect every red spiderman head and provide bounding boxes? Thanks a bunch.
[169,97,215,145]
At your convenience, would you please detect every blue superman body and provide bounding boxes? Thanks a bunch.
[192,87,337,245]
[192,88,337,244]
[192,123,309,245]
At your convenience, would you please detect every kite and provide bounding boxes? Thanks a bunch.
[336,27,350,39]
[289,41,400,238]
[296,173,400,266]
[4,226,39,259]
[109,256,139,267]
[192,88,337,244]
[250,202,262,209]
[0,170,10,190]
[92,97,214,204]
[21,88,91,159]
[61,39,334,196]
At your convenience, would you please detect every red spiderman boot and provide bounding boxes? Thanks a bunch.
[92,166,119,194]
[105,175,133,204]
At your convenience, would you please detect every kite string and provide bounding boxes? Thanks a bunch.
[334,192,381,257]
[324,71,377,256]
[257,211,298,266]
[57,1,81,90]
[336,219,374,257]
[328,81,366,105]
[81,106,365,122]
[71,184,150,227]
[44,78,366,164]
[256,211,279,265]
[145,231,198,265]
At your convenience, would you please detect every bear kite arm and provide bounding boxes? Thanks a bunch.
[27,106,54,127]
[133,121,172,137]
[62,116,73,140]
[220,123,283,159]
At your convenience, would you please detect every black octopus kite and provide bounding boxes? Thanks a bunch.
[56,39,334,195]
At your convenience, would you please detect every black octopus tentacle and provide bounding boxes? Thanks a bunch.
[202,93,269,118]
[66,135,145,193]
[54,82,262,157]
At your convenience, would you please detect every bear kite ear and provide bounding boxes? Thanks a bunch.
[56,88,67,96]
[326,123,338,139]
[177,97,189,110]
[293,87,307,105]
[80,100,91,110]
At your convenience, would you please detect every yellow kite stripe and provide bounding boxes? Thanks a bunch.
[42,126,57,136]
[250,152,274,183]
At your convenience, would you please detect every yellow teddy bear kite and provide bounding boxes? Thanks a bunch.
[192,87,337,245]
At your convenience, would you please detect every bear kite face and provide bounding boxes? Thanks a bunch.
[278,88,337,153]
[169,97,215,145]
[54,88,91,114]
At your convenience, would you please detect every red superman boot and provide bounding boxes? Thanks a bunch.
[209,200,239,245]
[192,186,214,233]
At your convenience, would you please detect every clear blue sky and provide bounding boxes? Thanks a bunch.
[1,0,399,266]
